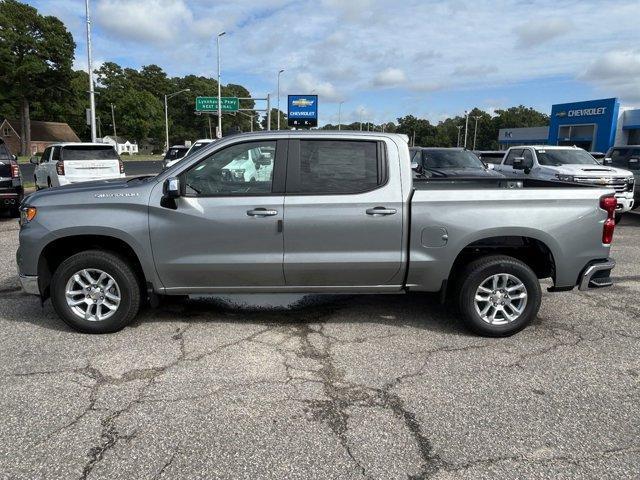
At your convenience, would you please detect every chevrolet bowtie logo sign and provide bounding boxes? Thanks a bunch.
[292,98,314,107]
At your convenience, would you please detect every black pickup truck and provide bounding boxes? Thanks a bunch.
[0,139,23,217]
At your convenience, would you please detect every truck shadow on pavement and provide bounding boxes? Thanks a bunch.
[1,288,473,337]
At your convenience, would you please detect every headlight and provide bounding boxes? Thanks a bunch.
[20,206,37,226]
[232,169,245,178]
[555,174,575,182]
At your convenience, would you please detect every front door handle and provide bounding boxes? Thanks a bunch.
[366,206,397,216]
[247,208,278,217]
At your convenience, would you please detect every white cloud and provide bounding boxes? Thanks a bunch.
[514,19,568,48]
[287,73,342,102]
[581,50,640,102]
[373,68,407,87]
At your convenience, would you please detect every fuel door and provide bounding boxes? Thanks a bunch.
[421,226,449,248]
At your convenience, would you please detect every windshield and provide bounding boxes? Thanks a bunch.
[164,148,187,161]
[422,150,485,169]
[536,149,598,166]
[62,146,119,161]
[0,146,11,160]
[187,142,210,156]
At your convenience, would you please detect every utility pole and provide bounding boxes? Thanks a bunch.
[463,110,469,148]
[456,125,462,147]
[266,93,271,131]
[110,103,117,152]
[85,0,97,142]
[338,101,344,130]
[216,31,226,138]
[472,115,481,151]
[277,69,284,130]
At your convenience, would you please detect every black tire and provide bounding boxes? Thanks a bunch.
[614,213,623,224]
[457,255,541,337]
[47,178,52,188]
[34,177,40,190]
[50,250,141,333]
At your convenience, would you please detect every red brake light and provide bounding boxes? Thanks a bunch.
[600,195,617,244]
[11,163,19,178]
[599,195,617,216]
[56,161,65,176]
[603,218,615,244]
[119,159,124,174]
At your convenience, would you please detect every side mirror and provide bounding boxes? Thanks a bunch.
[163,177,182,198]
[486,163,495,170]
[512,156,525,169]
[603,157,613,165]
[12,154,17,161]
[410,161,423,174]
[29,155,39,165]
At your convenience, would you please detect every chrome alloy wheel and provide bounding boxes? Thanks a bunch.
[65,269,121,322]
[474,273,528,325]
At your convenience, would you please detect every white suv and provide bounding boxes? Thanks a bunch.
[32,143,124,189]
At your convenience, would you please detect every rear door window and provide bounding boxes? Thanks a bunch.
[288,140,384,194]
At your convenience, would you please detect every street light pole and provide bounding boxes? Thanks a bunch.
[85,0,97,142]
[110,103,117,152]
[472,115,481,151]
[463,111,469,148]
[216,31,226,139]
[338,101,344,130]
[164,88,190,152]
[456,125,462,147]
[277,69,284,130]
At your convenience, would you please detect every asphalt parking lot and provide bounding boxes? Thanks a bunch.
[0,212,638,479]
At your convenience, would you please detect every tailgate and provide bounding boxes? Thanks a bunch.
[64,159,121,179]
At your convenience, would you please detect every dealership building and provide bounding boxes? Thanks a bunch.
[498,97,640,152]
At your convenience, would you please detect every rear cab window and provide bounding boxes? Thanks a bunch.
[61,146,120,161]
[287,139,386,194]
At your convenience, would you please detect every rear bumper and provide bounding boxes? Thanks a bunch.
[19,274,40,295]
[578,258,615,291]
[58,174,126,186]
[0,190,22,207]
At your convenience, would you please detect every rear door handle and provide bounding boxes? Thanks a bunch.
[366,206,397,216]
[247,208,278,217]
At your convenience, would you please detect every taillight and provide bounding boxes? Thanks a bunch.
[119,159,124,174]
[11,163,19,178]
[600,195,617,244]
[56,161,65,176]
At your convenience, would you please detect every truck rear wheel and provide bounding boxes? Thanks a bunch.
[50,250,141,333]
[458,255,541,337]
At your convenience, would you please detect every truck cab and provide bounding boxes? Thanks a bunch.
[495,145,635,216]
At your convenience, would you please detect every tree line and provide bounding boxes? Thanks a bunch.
[0,0,550,154]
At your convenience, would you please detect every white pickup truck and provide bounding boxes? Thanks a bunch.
[494,145,635,220]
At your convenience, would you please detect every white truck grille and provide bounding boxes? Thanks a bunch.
[574,177,630,193]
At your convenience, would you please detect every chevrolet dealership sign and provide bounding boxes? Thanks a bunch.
[288,95,318,127]
[555,107,607,118]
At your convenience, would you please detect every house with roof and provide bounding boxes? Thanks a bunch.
[101,135,139,155]
[0,119,81,155]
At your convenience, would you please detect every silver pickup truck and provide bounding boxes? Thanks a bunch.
[17,132,617,336]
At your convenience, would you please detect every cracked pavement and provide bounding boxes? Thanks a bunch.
[0,212,638,479]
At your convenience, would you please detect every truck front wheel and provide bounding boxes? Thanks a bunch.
[458,255,541,337]
[50,250,141,333]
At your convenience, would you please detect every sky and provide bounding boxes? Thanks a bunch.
[28,0,640,126]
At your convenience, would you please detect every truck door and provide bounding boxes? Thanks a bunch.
[282,138,404,287]
[148,139,287,290]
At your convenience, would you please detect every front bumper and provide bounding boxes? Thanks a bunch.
[19,274,40,295]
[614,192,634,213]
[578,258,615,291]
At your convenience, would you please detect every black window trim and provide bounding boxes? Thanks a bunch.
[285,138,389,196]
[180,138,287,198]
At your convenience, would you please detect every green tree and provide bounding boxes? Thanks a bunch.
[261,108,288,131]
[0,0,75,154]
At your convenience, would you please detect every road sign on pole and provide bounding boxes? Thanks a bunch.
[195,96,239,113]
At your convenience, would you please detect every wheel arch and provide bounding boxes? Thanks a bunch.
[37,234,148,300]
